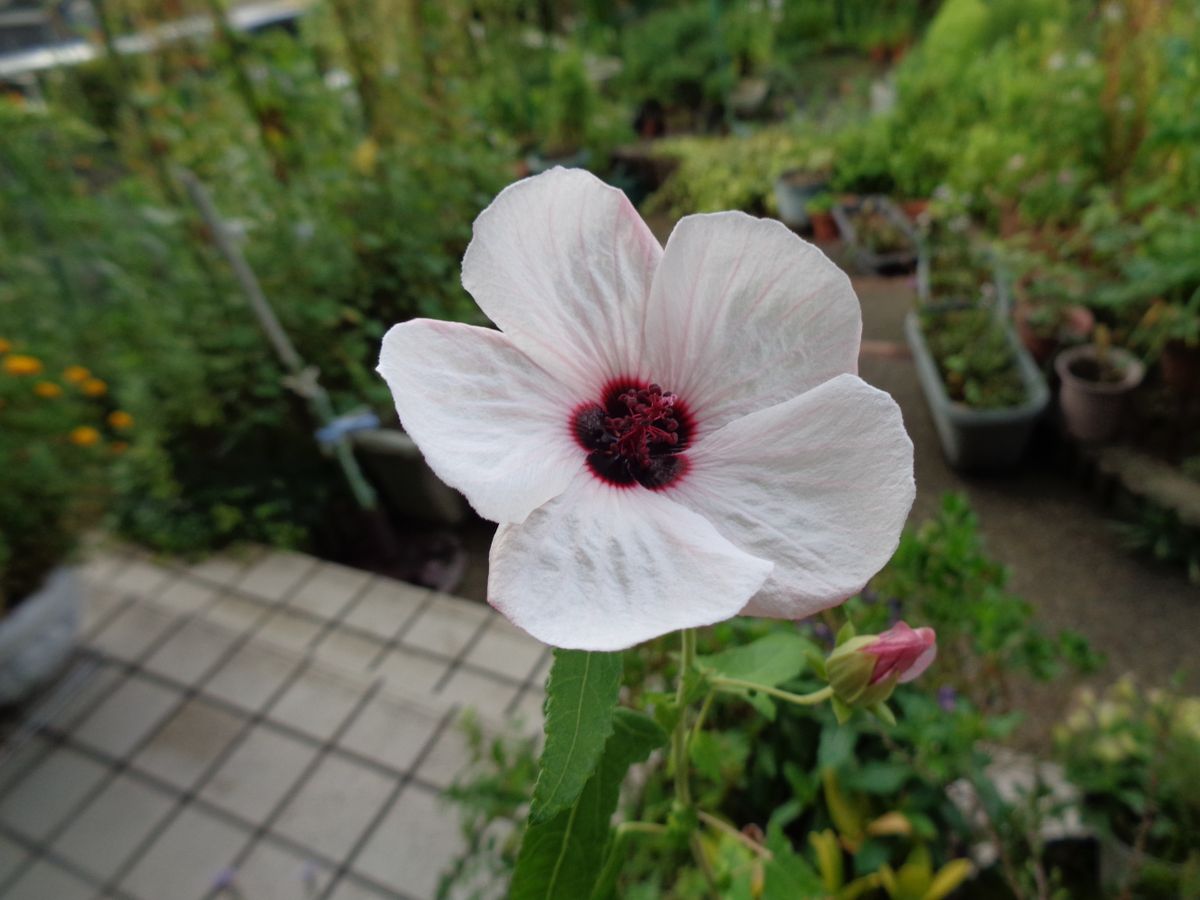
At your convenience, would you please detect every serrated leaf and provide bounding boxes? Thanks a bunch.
[512,709,667,900]
[698,631,816,686]
[529,649,623,823]
[761,833,825,900]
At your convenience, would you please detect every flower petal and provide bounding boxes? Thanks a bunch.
[378,319,582,524]
[668,374,914,619]
[488,475,773,650]
[461,168,662,395]
[898,641,938,684]
[642,212,861,435]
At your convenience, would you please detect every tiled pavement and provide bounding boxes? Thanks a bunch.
[0,545,550,900]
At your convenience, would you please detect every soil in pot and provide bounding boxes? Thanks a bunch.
[1161,340,1200,395]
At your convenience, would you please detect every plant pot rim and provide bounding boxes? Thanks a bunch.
[1055,344,1145,395]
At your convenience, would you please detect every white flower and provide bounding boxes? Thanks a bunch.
[378,169,914,650]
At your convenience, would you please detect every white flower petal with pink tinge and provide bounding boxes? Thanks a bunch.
[461,167,662,396]
[642,212,861,437]
[378,319,582,524]
[488,475,773,651]
[668,374,914,620]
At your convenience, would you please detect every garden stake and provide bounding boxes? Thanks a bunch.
[175,168,385,524]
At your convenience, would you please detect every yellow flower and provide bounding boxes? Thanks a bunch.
[81,378,108,397]
[107,410,134,429]
[4,354,43,376]
[69,426,101,447]
[0,338,11,353]
[34,381,63,398]
[63,365,91,383]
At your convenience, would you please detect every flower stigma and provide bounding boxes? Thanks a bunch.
[573,382,692,490]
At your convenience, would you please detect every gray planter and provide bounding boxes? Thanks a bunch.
[832,195,918,274]
[906,309,1050,471]
[0,567,82,706]
[351,428,468,525]
[773,170,828,229]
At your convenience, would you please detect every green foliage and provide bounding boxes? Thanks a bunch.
[530,650,625,823]
[511,709,667,899]
[1055,676,1200,877]
[919,308,1027,409]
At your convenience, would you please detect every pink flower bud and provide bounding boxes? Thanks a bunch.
[863,621,937,685]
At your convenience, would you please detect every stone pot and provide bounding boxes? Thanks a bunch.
[773,170,828,229]
[0,567,82,706]
[1055,344,1145,443]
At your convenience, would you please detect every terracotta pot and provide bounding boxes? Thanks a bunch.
[901,198,929,220]
[1014,303,1059,365]
[1055,344,1145,443]
[1160,340,1200,395]
[810,211,838,242]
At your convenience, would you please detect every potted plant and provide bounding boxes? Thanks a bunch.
[1133,292,1200,396]
[1055,677,1200,899]
[805,192,838,242]
[907,303,1050,471]
[0,342,126,705]
[773,148,833,230]
[832,195,918,275]
[1012,268,1095,366]
[1055,327,1145,444]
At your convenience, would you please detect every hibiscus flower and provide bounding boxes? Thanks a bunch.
[378,168,914,650]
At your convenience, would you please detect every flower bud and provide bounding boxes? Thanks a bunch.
[827,622,937,707]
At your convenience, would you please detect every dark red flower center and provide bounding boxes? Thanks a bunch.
[573,382,692,489]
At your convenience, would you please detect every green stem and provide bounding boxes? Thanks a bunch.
[672,628,696,808]
[710,678,834,707]
[698,810,772,859]
[617,821,669,837]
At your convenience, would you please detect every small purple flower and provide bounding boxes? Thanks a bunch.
[810,621,835,648]
[938,685,957,712]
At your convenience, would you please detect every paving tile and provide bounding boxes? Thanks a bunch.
[143,617,237,685]
[353,785,466,900]
[200,726,317,822]
[272,754,395,860]
[288,562,372,619]
[72,675,180,759]
[108,558,175,597]
[400,595,488,659]
[0,745,109,841]
[327,875,397,900]
[269,668,363,741]
[375,648,448,697]
[202,592,268,633]
[224,836,333,899]
[80,551,129,586]
[413,722,475,790]
[52,774,174,881]
[0,832,28,885]
[86,600,179,663]
[342,579,428,638]
[151,577,220,617]
[132,697,245,790]
[37,659,126,733]
[186,548,259,588]
[465,621,545,682]
[3,860,95,900]
[312,628,387,677]
[510,690,547,740]
[80,585,128,636]
[236,551,315,602]
[0,734,52,795]
[120,806,250,900]
[436,668,519,714]
[338,694,443,774]
[203,642,300,713]
[256,608,323,654]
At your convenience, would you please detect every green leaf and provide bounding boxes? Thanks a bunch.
[698,631,816,686]
[529,649,624,823]
[762,828,825,900]
[512,709,667,900]
[818,723,858,771]
[843,761,910,795]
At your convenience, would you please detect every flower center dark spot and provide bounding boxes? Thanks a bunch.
[573,382,691,489]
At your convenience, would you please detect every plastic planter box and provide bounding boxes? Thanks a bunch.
[905,309,1050,472]
[832,195,918,274]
